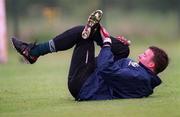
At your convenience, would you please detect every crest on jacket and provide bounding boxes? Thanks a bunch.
[128,61,139,67]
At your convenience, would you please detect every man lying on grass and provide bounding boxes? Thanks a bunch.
[11,10,169,101]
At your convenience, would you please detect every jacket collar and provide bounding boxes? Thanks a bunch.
[139,62,162,88]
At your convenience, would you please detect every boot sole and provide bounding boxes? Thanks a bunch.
[82,10,103,39]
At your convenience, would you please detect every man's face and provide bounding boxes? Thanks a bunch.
[138,49,155,70]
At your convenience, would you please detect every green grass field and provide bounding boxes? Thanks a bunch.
[0,40,180,117]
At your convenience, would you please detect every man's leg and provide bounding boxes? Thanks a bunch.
[12,24,95,97]
[11,10,103,64]
[11,26,85,63]
[68,39,95,100]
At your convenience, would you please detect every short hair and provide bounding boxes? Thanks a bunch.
[149,46,169,74]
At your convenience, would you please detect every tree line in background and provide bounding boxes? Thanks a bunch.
[6,0,180,16]
[6,0,180,37]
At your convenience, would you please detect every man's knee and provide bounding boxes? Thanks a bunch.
[111,38,130,60]
[70,25,84,34]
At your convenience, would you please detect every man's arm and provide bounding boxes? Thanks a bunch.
[96,25,113,69]
[97,46,114,69]
[96,26,140,85]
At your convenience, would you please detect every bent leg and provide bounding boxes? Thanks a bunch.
[68,39,95,100]
[52,25,96,99]
[30,26,85,57]
[53,26,84,51]
[30,24,129,59]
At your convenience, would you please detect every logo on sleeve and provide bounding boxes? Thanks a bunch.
[128,61,139,67]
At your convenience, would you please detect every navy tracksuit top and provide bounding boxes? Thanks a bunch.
[78,46,161,101]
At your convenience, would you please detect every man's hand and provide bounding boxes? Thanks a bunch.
[116,35,131,46]
[100,26,112,46]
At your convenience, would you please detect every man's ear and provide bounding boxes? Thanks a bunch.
[149,62,155,69]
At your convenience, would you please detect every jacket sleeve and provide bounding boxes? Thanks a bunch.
[97,46,114,69]
[97,46,140,84]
